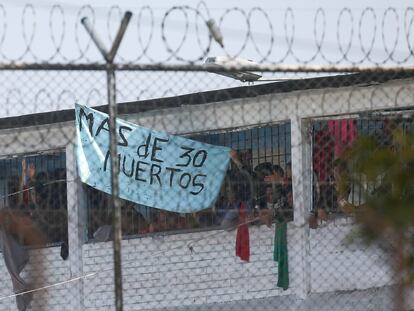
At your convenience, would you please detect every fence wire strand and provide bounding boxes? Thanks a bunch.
[0,3,413,311]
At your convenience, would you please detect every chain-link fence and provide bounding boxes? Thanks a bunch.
[0,3,414,311]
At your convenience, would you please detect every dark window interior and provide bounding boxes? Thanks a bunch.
[86,122,292,240]
[0,150,67,246]
[312,115,414,214]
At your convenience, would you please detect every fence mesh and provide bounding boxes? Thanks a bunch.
[0,3,413,311]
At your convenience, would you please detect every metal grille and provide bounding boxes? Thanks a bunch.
[311,112,414,215]
[86,122,291,240]
[0,150,67,245]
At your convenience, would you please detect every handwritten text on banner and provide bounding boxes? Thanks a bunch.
[75,104,231,213]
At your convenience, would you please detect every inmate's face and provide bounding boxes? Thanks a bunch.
[28,163,36,179]
[333,164,345,185]
[264,171,283,185]
[264,171,284,203]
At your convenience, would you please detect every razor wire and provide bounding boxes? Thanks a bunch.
[0,4,413,64]
[0,2,413,311]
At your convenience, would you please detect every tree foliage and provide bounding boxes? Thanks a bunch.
[340,128,414,311]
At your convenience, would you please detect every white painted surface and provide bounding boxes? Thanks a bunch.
[0,247,71,311]
[309,221,393,293]
[82,225,297,311]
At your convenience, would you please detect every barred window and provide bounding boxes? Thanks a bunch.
[311,113,414,215]
[0,150,67,245]
[86,122,292,241]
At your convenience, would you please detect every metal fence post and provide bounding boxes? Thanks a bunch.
[81,11,132,311]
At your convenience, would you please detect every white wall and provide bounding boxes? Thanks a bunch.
[124,78,414,134]
[0,247,71,311]
[310,220,393,293]
[82,225,302,311]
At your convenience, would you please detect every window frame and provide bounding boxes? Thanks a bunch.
[0,147,68,247]
[84,120,293,242]
[310,109,414,216]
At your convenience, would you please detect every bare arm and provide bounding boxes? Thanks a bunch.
[18,158,26,205]
[230,149,242,169]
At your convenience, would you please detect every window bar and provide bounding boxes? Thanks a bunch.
[281,124,285,166]
[276,125,286,165]
[256,127,260,164]
[271,127,275,165]
[263,127,268,162]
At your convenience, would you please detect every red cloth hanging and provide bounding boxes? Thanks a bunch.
[328,119,357,158]
[313,128,335,183]
[236,201,250,262]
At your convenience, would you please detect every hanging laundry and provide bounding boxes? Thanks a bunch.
[235,201,250,262]
[328,119,358,158]
[274,221,289,290]
[313,127,335,184]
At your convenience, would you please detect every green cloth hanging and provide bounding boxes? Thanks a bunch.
[274,221,289,290]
